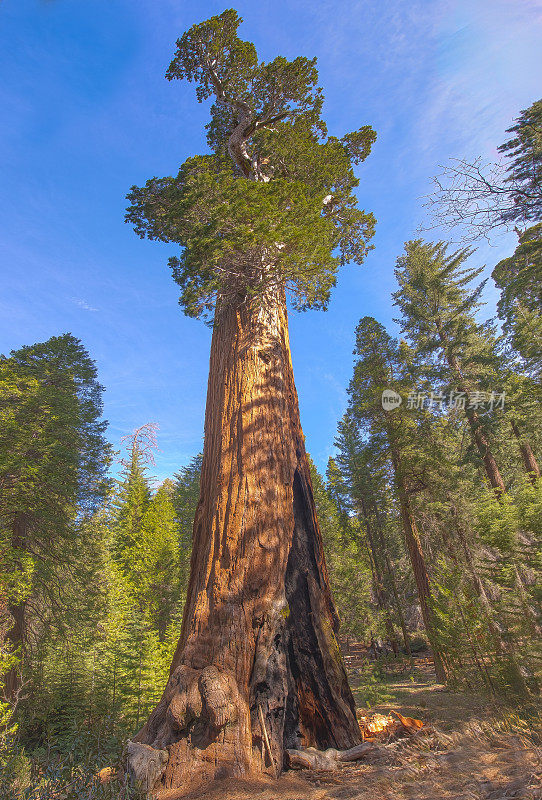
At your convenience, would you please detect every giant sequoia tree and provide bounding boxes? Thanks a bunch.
[125,10,375,793]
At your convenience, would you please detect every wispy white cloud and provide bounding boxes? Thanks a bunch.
[2,0,539,478]
[72,297,98,312]
[419,0,542,161]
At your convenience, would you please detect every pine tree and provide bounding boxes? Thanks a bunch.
[390,243,542,693]
[331,429,411,656]
[497,99,542,226]
[110,426,185,642]
[0,334,110,701]
[140,483,183,641]
[346,316,447,681]
[492,223,542,382]
[393,240,507,495]
[308,459,374,645]
[407,405,536,696]
[110,435,152,579]
[499,371,541,484]
[171,454,202,595]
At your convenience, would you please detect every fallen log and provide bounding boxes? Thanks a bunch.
[338,742,375,762]
[285,741,376,771]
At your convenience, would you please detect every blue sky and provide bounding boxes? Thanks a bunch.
[1,0,541,479]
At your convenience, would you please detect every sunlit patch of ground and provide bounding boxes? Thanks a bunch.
[158,652,542,800]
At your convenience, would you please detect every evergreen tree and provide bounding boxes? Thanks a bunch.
[346,316,447,680]
[124,10,376,786]
[393,240,506,495]
[498,371,541,484]
[406,405,536,696]
[0,334,110,701]
[331,428,411,656]
[110,425,184,641]
[308,459,374,645]
[497,99,542,226]
[140,482,183,640]
[171,454,202,594]
[392,243,542,690]
[492,223,542,382]
[110,432,152,577]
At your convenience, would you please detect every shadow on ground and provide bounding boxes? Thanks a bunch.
[158,652,542,800]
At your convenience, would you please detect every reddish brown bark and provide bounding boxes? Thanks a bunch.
[464,403,506,494]
[131,290,360,794]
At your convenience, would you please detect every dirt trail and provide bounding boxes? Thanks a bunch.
[159,650,542,800]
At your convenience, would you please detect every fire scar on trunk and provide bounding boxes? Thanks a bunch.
[128,291,361,795]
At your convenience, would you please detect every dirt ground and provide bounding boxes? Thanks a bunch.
[158,648,542,800]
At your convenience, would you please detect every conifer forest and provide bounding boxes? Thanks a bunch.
[1,5,541,800]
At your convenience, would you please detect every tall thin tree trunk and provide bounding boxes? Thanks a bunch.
[136,649,143,731]
[4,514,27,702]
[364,535,399,656]
[389,448,447,683]
[372,505,411,656]
[512,565,542,638]
[112,648,117,711]
[359,501,399,655]
[463,404,506,494]
[511,420,540,484]
[131,289,360,793]
[455,598,496,695]
[447,499,533,697]
[435,322,505,495]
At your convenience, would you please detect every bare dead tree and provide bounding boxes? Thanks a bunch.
[423,99,542,243]
[119,423,159,469]
[423,157,538,243]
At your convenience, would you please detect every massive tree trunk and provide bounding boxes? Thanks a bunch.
[130,288,360,795]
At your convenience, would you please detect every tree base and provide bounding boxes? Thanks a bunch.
[130,663,261,793]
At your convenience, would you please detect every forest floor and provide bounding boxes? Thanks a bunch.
[161,645,542,800]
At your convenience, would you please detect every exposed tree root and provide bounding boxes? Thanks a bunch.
[285,742,376,771]
[126,741,169,795]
